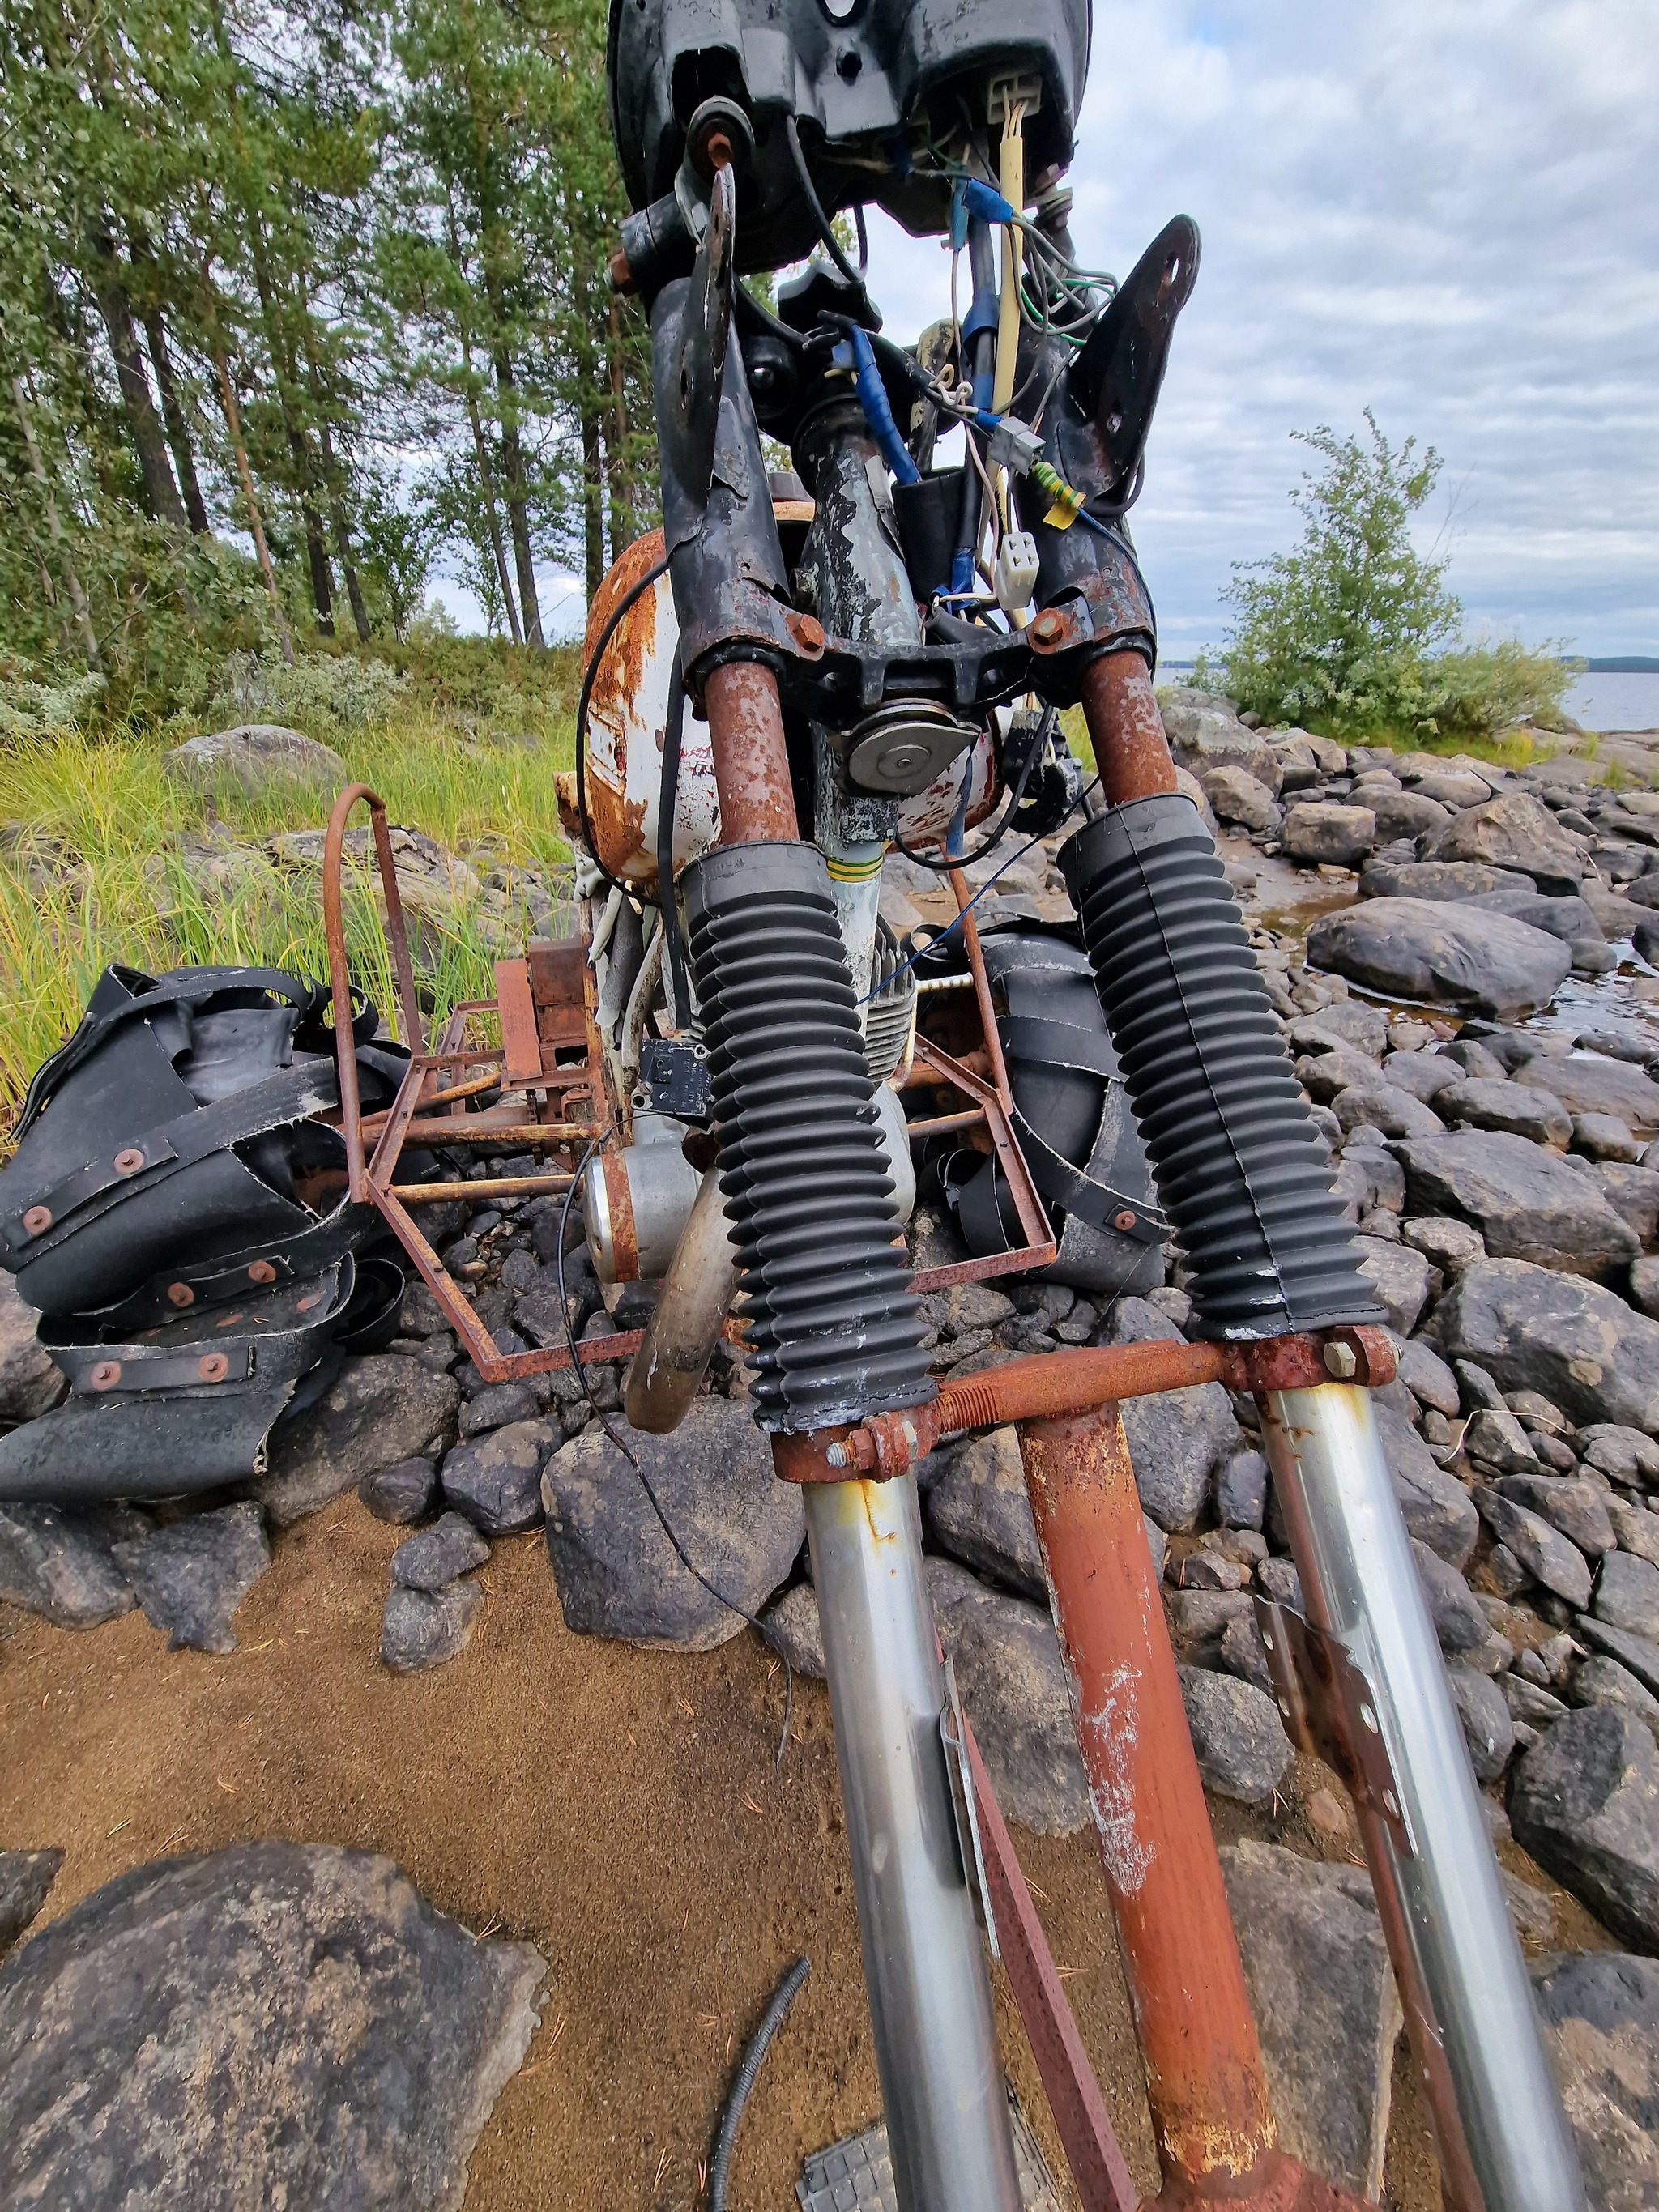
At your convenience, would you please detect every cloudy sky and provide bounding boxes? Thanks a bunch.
[860,0,1659,661]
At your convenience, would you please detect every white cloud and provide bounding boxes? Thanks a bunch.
[864,0,1659,656]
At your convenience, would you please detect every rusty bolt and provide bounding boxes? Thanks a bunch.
[88,1360,122,1391]
[1030,608,1066,650]
[706,130,733,169]
[1324,1340,1358,1380]
[21,1204,52,1237]
[786,610,825,656]
[1113,1208,1138,1233]
[247,1260,277,1285]
[167,1281,196,1308]
[197,1352,230,1383]
[607,246,634,296]
[113,1148,146,1176]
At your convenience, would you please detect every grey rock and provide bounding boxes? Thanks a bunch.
[441,1421,553,1535]
[1395,1132,1638,1281]
[1580,1425,1659,1485]
[0,1502,138,1627]
[358,1457,441,1525]
[1423,788,1584,893]
[924,1426,1043,1599]
[381,1581,484,1672]
[1579,1617,1659,1700]
[1142,1514,1168,1585]
[1355,1235,1432,1333]
[1502,1673,1570,1727]
[1509,1706,1659,1948]
[1449,1665,1516,1781]
[1597,1551,1659,1642]
[111,1502,270,1655]
[0,1843,541,2209]
[1378,1400,1479,1567]
[162,722,347,788]
[1464,888,1605,945]
[1516,1055,1659,1136]
[1218,1840,1402,2201]
[1596,1166,1659,1247]
[1202,764,1282,833]
[390,1511,489,1592]
[259,1356,460,1528]
[1371,786,1450,843]
[1377,1050,1461,1103]
[1333,1085,1445,1141]
[1413,1537,1491,1654]
[1218,1607,1274,1690]
[0,1850,62,1955]
[1396,1336,1461,1417]
[1259,1557,1304,1609]
[1167,1588,1254,1669]
[760,1583,826,1681]
[1298,1044,1390,1103]
[1465,1406,1542,1474]
[1456,1357,1508,1413]
[1307,897,1571,1018]
[1611,1499,1659,1568]
[1576,1112,1644,1162]
[458,1382,541,1438]
[1281,802,1377,867]
[1436,1076,1573,1148]
[1177,1666,1293,1804]
[1572,1656,1659,1738]
[0,1271,65,1426]
[1402,1215,1487,1276]
[1499,1473,1616,1557]
[1107,1300,1245,1531]
[1359,857,1532,901]
[541,1397,804,1651]
[1291,997,1389,1055]
[928,1558,1087,1835]
[1530,1951,1659,2212]
[1162,693,1282,789]
[1218,1447,1269,1531]
[1437,1259,1659,1434]
[1406,769,1495,808]
[1477,1491,1593,1609]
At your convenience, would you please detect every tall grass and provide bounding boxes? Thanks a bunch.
[0,708,577,1115]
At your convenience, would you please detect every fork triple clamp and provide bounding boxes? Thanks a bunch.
[596,11,1586,2211]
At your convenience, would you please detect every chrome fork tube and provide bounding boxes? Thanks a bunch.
[1259,1383,1584,2212]
[804,1474,1022,2212]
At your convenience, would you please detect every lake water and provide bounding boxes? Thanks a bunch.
[1563,672,1659,733]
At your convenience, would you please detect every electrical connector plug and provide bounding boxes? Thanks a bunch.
[984,415,1043,475]
[993,530,1040,612]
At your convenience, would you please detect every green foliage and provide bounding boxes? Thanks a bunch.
[1214,412,1570,743]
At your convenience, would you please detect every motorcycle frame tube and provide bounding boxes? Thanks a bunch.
[1018,1405,1280,2193]
[1258,1384,1585,2212]
[804,1473,1024,2212]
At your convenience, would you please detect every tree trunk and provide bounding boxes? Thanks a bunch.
[581,407,604,602]
[466,392,521,644]
[215,351,294,664]
[493,343,543,647]
[87,232,187,530]
[315,415,369,641]
[143,309,211,534]
[11,375,101,671]
[606,294,636,560]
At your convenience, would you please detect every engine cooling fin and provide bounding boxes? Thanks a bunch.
[1062,792,1384,1339]
[682,842,934,1433]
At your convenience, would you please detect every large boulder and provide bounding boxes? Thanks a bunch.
[1423,789,1585,894]
[540,1398,804,1651]
[1435,1076,1574,1149]
[1306,899,1571,1019]
[1530,1951,1659,2212]
[1219,1841,1402,2201]
[1435,1259,1659,1436]
[927,1558,1088,1835]
[0,1502,140,1627]
[258,1356,461,1528]
[1516,1055,1659,1137]
[1508,1706,1659,1949]
[110,1502,270,1654]
[1201,765,1282,834]
[1359,858,1533,902]
[923,1426,1044,1600]
[1281,803,1377,867]
[1160,691,1282,791]
[162,722,347,789]
[1393,1132,1640,1280]
[0,1843,543,2211]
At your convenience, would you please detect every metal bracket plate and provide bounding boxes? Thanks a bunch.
[1253,1597,1417,1856]
[940,1654,1000,1961]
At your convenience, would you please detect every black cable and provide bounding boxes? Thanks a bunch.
[784,114,861,288]
[554,1133,793,1767]
[575,554,672,901]
[658,639,692,1026]
[708,1955,812,2212]
[890,705,1052,874]
[853,199,868,275]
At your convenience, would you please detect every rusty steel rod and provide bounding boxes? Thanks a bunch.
[387,1174,574,1202]
[703,659,800,842]
[1078,653,1179,808]
[1019,1405,1281,2193]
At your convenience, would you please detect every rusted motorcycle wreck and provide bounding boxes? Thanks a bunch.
[328,3,1586,2205]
